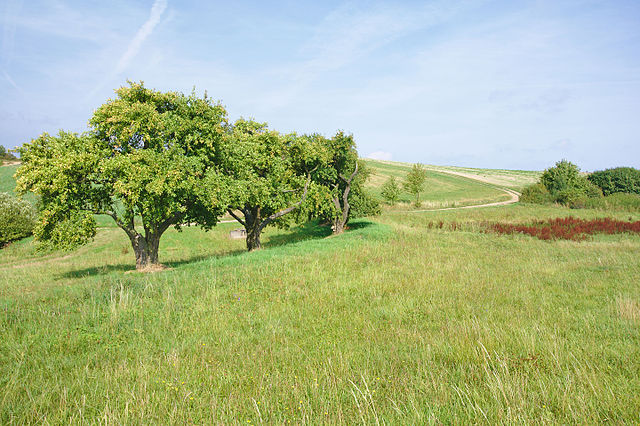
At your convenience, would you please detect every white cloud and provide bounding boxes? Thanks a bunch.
[367,151,393,161]
[115,0,167,74]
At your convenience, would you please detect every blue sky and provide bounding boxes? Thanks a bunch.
[1,0,639,170]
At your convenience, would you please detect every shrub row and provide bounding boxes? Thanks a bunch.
[587,167,640,195]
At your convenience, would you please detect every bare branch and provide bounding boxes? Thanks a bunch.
[259,171,313,232]
[227,208,246,227]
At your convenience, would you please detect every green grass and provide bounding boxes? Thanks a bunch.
[0,164,19,194]
[1,165,640,423]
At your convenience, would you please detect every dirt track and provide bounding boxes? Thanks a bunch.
[407,169,521,213]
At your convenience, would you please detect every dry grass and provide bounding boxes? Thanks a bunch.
[617,296,640,321]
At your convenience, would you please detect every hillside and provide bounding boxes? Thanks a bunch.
[363,159,539,209]
[1,162,639,423]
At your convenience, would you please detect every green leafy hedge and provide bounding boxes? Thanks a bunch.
[587,167,640,196]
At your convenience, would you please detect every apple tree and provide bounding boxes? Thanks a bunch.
[16,82,229,270]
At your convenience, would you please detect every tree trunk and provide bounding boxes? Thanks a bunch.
[130,231,161,270]
[243,207,263,251]
[332,162,358,235]
[245,227,261,251]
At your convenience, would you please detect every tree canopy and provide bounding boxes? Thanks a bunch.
[17,82,229,269]
[220,119,316,251]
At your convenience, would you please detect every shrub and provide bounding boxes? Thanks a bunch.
[0,192,37,245]
[587,167,640,195]
[534,160,602,206]
[520,183,553,204]
[540,160,582,194]
[349,188,382,218]
[0,145,17,165]
[564,179,602,208]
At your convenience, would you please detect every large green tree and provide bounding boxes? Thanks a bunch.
[220,119,316,251]
[16,82,229,270]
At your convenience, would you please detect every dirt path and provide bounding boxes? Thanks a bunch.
[406,169,521,213]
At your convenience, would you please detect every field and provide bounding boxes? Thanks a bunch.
[364,159,537,210]
[1,162,639,423]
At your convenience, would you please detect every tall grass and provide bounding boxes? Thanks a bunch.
[1,202,640,423]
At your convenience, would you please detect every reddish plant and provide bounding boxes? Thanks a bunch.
[490,217,640,240]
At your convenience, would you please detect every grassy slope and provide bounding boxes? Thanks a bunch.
[0,164,19,194]
[1,165,639,423]
[365,159,540,192]
[364,159,517,209]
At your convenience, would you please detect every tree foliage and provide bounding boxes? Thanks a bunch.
[404,163,427,206]
[17,82,229,269]
[587,167,640,196]
[539,160,602,206]
[304,132,360,234]
[220,119,315,251]
[15,81,370,265]
[381,176,401,205]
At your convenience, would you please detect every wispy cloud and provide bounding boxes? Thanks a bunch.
[115,0,168,74]
[87,0,168,99]
[1,68,22,92]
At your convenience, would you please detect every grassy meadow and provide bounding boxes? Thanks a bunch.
[1,161,639,423]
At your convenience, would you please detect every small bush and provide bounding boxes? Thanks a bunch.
[529,160,603,206]
[564,180,602,208]
[0,192,37,245]
[588,167,640,195]
[350,188,381,218]
[520,183,553,204]
[540,160,582,194]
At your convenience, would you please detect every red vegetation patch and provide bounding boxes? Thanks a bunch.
[490,217,640,241]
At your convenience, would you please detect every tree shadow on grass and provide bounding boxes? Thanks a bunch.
[265,220,333,248]
[58,220,376,278]
[59,249,247,279]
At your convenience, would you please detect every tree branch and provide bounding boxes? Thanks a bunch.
[227,208,246,227]
[258,171,313,232]
[93,208,136,239]
[159,211,184,234]
[338,161,358,184]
